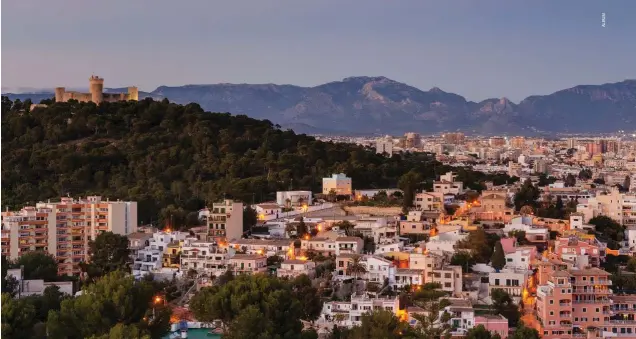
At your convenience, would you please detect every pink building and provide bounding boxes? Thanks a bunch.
[535,268,612,339]
[475,315,509,339]
[554,233,603,268]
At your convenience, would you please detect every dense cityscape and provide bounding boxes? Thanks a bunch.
[4,93,636,339]
[2,2,635,339]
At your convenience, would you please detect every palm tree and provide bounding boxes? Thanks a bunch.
[346,255,367,280]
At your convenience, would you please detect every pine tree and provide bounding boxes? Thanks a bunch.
[491,241,506,272]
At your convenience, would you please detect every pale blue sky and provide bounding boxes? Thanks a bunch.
[2,0,634,101]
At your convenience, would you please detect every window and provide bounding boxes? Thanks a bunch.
[444,282,451,288]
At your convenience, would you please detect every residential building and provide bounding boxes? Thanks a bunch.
[409,252,463,295]
[443,132,465,145]
[425,230,468,254]
[276,191,313,207]
[434,172,464,195]
[301,236,363,256]
[1,196,137,276]
[132,231,188,277]
[322,173,353,195]
[200,199,244,241]
[534,159,550,174]
[277,259,316,279]
[5,268,73,297]
[254,203,282,219]
[127,232,153,259]
[228,238,294,257]
[535,268,612,339]
[320,295,400,327]
[414,191,445,211]
[474,315,509,338]
[360,255,396,284]
[394,268,424,289]
[553,232,604,268]
[578,187,636,228]
[376,135,394,155]
[180,238,230,276]
[488,268,529,302]
[473,190,514,222]
[229,254,267,275]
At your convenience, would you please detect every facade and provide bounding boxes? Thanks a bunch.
[200,200,244,241]
[277,259,316,279]
[488,269,529,301]
[55,75,138,104]
[5,268,73,297]
[320,295,400,327]
[433,172,464,195]
[132,231,188,276]
[443,132,465,145]
[301,236,363,256]
[228,254,267,275]
[577,187,636,228]
[180,238,230,277]
[228,238,294,257]
[376,136,394,155]
[409,252,463,295]
[1,196,137,276]
[322,173,353,195]
[276,191,313,207]
[535,268,612,339]
[414,191,445,212]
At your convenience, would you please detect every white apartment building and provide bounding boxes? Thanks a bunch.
[434,172,464,195]
[488,269,530,302]
[301,236,363,256]
[375,136,394,155]
[6,268,74,297]
[132,231,188,277]
[577,187,636,227]
[320,295,400,327]
[199,199,244,241]
[1,196,137,276]
[361,255,396,284]
[228,238,294,257]
[322,173,352,195]
[277,259,316,279]
[394,268,424,288]
[276,191,313,207]
[426,230,468,254]
[180,238,230,277]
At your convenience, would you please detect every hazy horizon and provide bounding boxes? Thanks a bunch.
[2,0,635,101]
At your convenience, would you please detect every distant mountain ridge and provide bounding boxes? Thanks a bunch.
[4,77,635,135]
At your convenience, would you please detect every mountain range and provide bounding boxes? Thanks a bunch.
[4,77,635,135]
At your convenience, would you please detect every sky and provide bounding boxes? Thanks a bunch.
[1,0,635,102]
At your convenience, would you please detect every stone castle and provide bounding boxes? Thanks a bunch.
[55,76,138,104]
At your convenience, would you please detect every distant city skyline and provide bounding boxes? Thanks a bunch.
[2,0,635,102]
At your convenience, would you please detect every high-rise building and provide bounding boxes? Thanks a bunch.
[534,159,550,174]
[510,137,525,149]
[1,196,137,276]
[443,132,465,145]
[404,132,421,148]
[376,136,394,155]
[200,199,244,242]
[489,137,506,147]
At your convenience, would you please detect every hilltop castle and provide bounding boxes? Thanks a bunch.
[55,76,138,104]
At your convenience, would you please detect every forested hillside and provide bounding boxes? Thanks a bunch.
[1,97,444,226]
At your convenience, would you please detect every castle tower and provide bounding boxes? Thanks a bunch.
[55,87,66,102]
[127,86,139,101]
[89,75,104,104]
